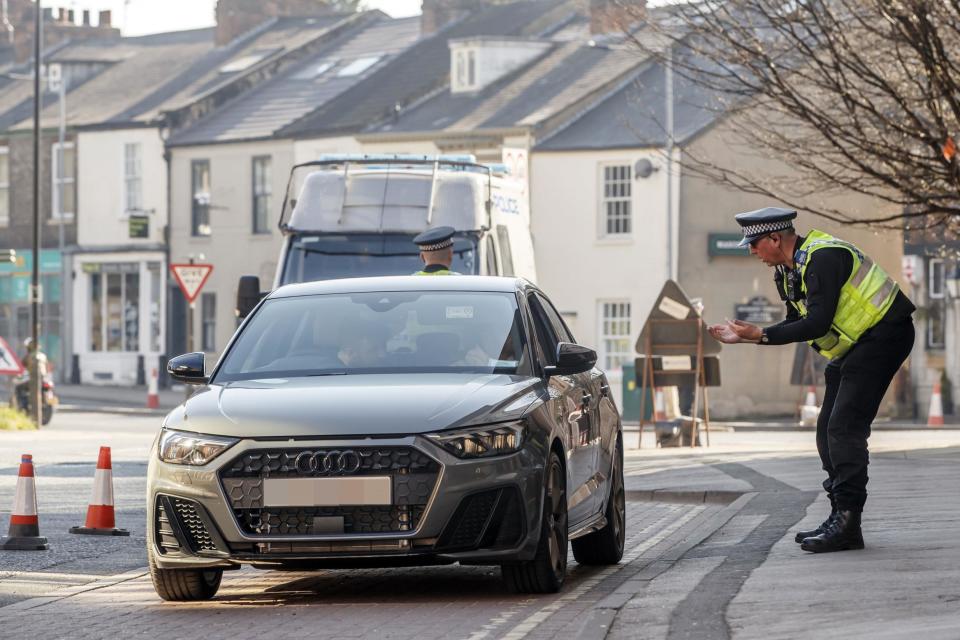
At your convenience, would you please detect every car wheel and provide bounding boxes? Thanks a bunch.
[501,450,567,594]
[571,437,625,565]
[148,546,223,601]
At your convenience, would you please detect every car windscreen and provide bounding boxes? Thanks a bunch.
[281,233,478,283]
[214,290,530,381]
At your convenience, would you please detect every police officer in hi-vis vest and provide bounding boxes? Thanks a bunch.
[412,226,461,275]
[708,207,915,553]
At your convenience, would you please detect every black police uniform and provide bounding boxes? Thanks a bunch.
[736,207,915,551]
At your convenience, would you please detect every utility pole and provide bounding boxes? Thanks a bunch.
[30,0,42,427]
[51,62,66,385]
[664,42,675,282]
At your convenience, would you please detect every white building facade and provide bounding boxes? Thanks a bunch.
[72,127,168,385]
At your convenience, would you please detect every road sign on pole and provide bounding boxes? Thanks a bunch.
[170,264,214,304]
[0,336,25,375]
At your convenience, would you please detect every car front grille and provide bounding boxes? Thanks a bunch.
[436,487,526,551]
[154,495,225,555]
[219,446,441,537]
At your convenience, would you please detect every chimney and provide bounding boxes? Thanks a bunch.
[98,9,111,27]
[66,8,74,24]
[420,0,473,36]
[215,0,333,46]
[82,9,90,26]
[588,0,642,35]
[58,7,66,23]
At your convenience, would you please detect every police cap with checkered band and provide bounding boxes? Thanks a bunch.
[413,226,456,251]
[734,207,797,247]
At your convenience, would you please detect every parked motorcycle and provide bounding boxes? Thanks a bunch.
[11,373,57,425]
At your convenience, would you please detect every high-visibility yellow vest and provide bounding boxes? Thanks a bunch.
[789,230,899,359]
[413,268,458,276]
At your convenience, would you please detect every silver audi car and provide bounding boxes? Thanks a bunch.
[147,276,625,600]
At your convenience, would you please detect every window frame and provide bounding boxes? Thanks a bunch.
[191,159,211,237]
[51,141,76,221]
[598,300,632,371]
[123,142,143,215]
[0,145,8,227]
[928,258,945,300]
[252,155,272,234]
[201,291,217,352]
[598,162,632,238]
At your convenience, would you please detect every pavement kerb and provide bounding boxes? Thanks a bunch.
[0,568,149,612]
[626,489,745,505]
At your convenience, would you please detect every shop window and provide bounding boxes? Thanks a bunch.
[88,264,140,352]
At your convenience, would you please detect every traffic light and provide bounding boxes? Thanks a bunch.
[3,249,14,263]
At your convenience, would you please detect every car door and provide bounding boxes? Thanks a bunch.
[527,292,600,525]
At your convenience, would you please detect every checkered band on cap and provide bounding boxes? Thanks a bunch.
[740,220,794,236]
[418,238,453,251]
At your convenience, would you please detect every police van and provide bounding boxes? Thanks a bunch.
[236,154,536,317]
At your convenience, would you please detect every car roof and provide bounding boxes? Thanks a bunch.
[269,275,534,298]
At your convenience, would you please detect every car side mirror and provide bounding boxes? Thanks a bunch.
[236,275,266,320]
[543,342,597,377]
[167,352,208,385]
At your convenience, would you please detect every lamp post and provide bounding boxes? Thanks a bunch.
[29,0,42,427]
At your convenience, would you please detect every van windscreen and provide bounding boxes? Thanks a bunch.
[282,233,478,283]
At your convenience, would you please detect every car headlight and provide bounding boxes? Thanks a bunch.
[158,428,238,466]
[426,422,526,458]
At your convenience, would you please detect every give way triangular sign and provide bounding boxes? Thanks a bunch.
[170,263,214,304]
[0,336,24,375]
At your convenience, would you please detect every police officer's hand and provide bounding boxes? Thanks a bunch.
[708,319,762,344]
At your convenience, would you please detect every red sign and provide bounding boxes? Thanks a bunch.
[0,336,25,375]
[170,263,214,304]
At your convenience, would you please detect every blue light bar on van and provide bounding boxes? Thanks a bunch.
[315,153,478,164]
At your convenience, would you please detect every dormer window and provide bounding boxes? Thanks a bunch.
[449,38,551,95]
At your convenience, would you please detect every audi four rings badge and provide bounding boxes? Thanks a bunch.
[293,450,363,474]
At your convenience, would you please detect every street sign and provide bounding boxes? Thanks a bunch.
[170,263,214,304]
[128,215,149,239]
[0,336,25,375]
[734,295,783,324]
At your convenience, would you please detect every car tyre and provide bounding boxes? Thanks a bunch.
[148,547,223,601]
[571,436,625,565]
[501,450,567,594]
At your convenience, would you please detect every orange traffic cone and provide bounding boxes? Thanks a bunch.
[1,454,49,550]
[927,382,945,427]
[146,367,159,409]
[69,447,130,536]
[653,387,667,421]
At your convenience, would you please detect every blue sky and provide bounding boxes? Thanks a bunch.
[64,0,422,36]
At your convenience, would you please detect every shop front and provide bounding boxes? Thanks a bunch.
[0,249,63,377]
[71,251,165,386]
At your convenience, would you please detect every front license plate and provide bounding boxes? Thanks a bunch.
[263,477,392,507]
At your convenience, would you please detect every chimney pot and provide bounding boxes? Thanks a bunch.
[67,9,74,24]
[82,10,90,26]
[58,7,66,23]
[98,10,111,27]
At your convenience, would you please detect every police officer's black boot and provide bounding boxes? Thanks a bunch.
[793,496,837,543]
[800,510,864,553]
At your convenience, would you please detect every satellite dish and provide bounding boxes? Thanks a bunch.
[635,158,658,179]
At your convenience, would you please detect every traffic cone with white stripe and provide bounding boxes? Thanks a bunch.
[653,387,667,421]
[146,367,159,409]
[69,447,130,536]
[1,454,49,550]
[927,382,945,427]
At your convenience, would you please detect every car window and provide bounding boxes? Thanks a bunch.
[527,294,559,366]
[535,292,575,343]
[215,291,530,381]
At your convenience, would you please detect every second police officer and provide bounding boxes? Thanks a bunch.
[412,226,460,276]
